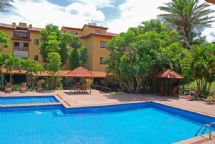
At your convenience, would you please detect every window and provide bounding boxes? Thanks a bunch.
[100,41,107,48]
[34,39,39,45]
[71,31,78,35]
[24,43,28,47]
[34,55,39,61]
[14,42,19,47]
[100,57,106,64]
[95,29,102,33]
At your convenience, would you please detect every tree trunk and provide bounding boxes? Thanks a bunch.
[9,74,12,84]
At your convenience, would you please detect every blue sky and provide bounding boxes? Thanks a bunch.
[1,0,215,41]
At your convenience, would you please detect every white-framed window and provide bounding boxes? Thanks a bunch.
[100,41,107,48]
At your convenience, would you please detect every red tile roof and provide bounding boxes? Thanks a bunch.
[152,69,183,79]
[206,0,215,4]
[81,32,118,38]
[0,23,42,32]
[67,66,94,78]
[0,23,15,30]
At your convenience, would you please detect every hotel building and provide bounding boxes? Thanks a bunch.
[0,22,118,77]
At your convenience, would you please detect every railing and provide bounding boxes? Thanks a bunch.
[195,122,215,140]
[92,84,111,93]
[13,30,30,40]
[14,46,28,51]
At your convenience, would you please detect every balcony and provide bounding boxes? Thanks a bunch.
[13,46,28,58]
[12,30,31,41]
[14,46,28,51]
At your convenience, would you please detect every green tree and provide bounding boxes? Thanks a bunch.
[59,32,81,64]
[4,55,21,83]
[21,59,43,88]
[0,31,9,51]
[182,43,215,96]
[79,48,88,66]
[45,52,62,89]
[40,24,61,61]
[159,0,214,47]
[107,20,186,93]
[69,49,80,69]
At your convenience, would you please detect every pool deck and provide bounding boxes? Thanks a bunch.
[1,89,215,144]
[1,89,215,117]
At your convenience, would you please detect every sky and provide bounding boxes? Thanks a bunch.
[0,0,215,41]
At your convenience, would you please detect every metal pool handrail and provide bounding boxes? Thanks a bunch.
[195,122,215,140]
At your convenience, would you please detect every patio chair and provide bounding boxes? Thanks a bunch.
[20,82,27,93]
[74,82,81,93]
[5,82,12,93]
[171,86,178,96]
[37,82,43,92]
[81,84,87,93]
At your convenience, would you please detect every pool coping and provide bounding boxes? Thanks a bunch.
[0,95,62,108]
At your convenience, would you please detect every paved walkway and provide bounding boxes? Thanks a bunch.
[1,90,215,117]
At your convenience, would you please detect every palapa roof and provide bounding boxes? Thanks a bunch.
[67,66,94,78]
[152,69,183,79]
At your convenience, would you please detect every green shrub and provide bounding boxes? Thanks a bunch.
[13,84,21,91]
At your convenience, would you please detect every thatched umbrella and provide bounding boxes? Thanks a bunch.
[152,69,183,96]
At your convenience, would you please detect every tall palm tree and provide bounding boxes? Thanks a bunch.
[159,0,214,48]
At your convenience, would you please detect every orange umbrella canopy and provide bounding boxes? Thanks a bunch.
[152,69,183,79]
[67,66,94,78]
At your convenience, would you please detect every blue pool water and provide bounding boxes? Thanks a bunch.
[0,102,214,144]
[0,96,58,105]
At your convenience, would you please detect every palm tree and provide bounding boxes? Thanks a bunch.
[4,55,20,84]
[21,59,43,88]
[159,0,214,48]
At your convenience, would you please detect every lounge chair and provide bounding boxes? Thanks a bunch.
[204,93,215,104]
[20,82,27,93]
[5,82,12,93]
[189,89,200,100]
[37,82,43,92]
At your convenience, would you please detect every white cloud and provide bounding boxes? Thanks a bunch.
[107,0,171,33]
[76,0,114,8]
[0,0,214,42]
[0,0,106,28]
[107,0,215,42]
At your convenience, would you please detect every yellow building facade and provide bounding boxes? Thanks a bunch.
[0,22,117,75]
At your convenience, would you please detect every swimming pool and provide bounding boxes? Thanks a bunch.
[0,102,214,144]
[0,96,58,105]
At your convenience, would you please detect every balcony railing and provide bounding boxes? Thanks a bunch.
[14,46,28,51]
[12,30,31,41]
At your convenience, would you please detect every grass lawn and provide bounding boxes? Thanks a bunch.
[184,81,215,91]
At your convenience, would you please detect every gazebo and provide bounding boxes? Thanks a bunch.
[152,69,183,96]
[66,66,94,93]
[66,66,94,78]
